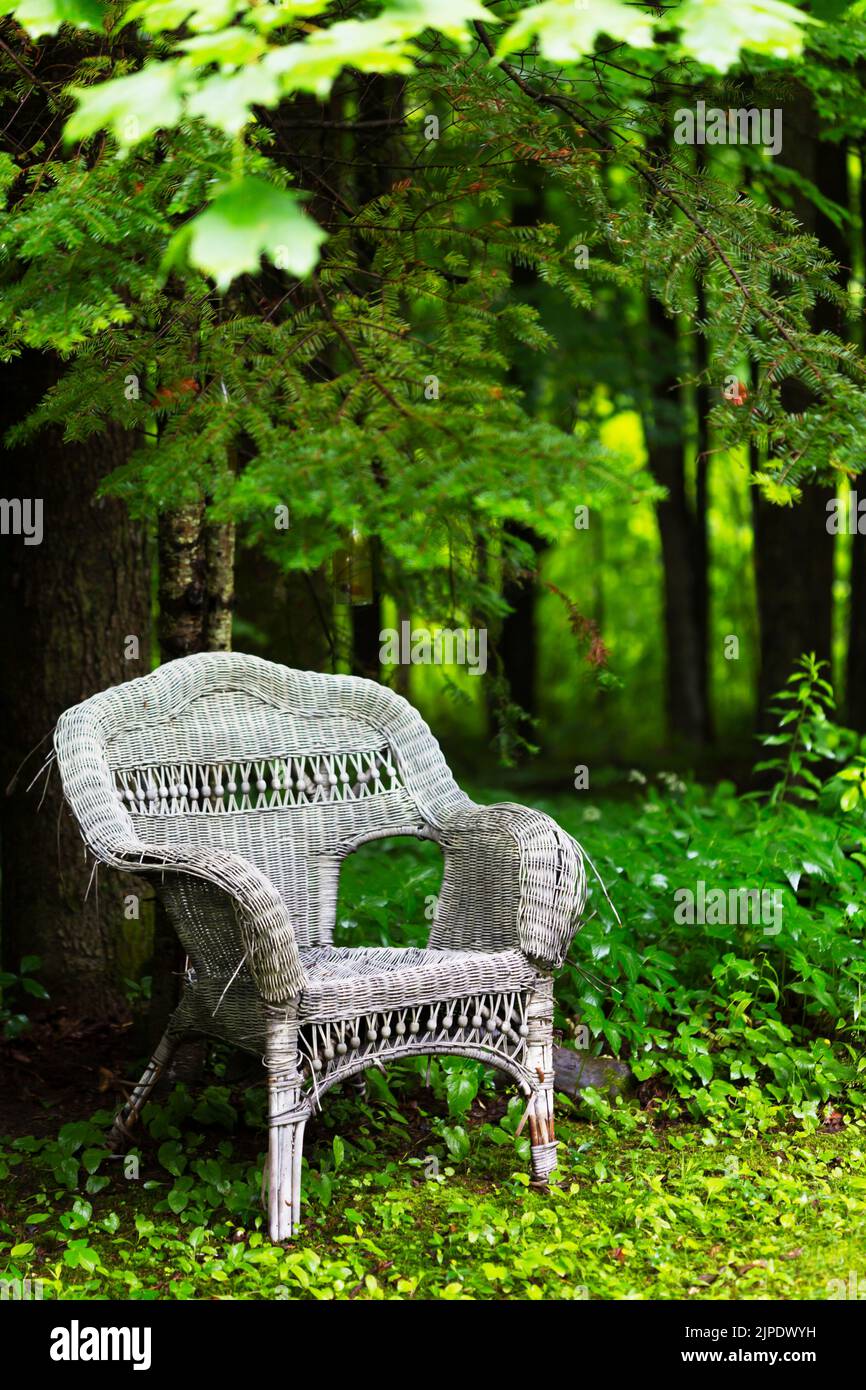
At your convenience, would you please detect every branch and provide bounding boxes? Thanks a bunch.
[473,21,831,393]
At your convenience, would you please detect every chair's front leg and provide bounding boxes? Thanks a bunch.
[525,975,558,1185]
[265,1006,306,1241]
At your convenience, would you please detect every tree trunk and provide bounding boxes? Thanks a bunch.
[498,183,548,735]
[694,253,714,741]
[0,354,151,1018]
[150,504,235,1051]
[157,505,208,660]
[204,519,236,651]
[754,94,843,722]
[347,76,406,682]
[499,521,544,723]
[848,145,866,726]
[234,547,334,671]
[350,537,383,680]
[643,296,711,745]
[753,485,835,718]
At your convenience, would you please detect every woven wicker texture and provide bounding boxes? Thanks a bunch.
[54,652,587,1239]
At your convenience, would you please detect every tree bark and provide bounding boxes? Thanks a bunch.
[754,93,843,722]
[848,145,866,726]
[0,354,151,1018]
[234,547,334,671]
[643,295,712,745]
[752,485,835,719]
[204,518,236,652]
[347,75,406,682]
[499,521,544,723]
[694,228,714,741]
[150,504,235,1051]
[157,504,208,660]
[498,183,548,734]
[350,536,383,680]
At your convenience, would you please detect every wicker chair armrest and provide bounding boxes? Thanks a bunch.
[53,704,305,1001]
[432,802,586,968]
[112,838,307,1003]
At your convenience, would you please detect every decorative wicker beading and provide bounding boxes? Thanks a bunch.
[54,652,586,1240]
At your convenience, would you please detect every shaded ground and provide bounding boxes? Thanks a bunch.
[1,1032,864,1301]
[0,1010,141,1139]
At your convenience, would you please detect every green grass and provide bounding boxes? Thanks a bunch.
[1,1088,864,1300]
[2,774,866,1301]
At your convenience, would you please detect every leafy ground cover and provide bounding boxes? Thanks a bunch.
[0,1080,863,1301]
[2,665,865,1300]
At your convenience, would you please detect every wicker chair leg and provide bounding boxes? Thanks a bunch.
[268,1117,306,1242]
[525,976,559,1186]
[107,1031,178,1151]
[266,1007,306,1242]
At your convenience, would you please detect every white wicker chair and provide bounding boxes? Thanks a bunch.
[54,652,586,1240]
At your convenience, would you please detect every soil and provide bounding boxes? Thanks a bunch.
[0,1008,144,1139]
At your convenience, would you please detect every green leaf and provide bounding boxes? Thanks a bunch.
[307,1170,333,1207]
[441,1124,470,1160]
[122,0,239,34]
[387,0,495,45]
[497,0,656,63]
[186,67,280,134]
[53,1157,79,1188]
[157,1140,187,1177]
[840,785,860,812]
[445,1067,479,1116]
[66,64,187,147]
[3,0,103,37]
[166,1184,190,1214]
[70,1197,93,1227]
[62,1240,101,1272]
[674,0,814,71]
[264,18,418,99]
[179,178,326,289]
[21,977,49,998]
[693,1054,714,1084]
[177,26,267,68]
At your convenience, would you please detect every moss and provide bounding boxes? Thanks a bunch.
[1,1104,863,1301]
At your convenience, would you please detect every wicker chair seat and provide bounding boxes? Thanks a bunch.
[296,945,537,1018]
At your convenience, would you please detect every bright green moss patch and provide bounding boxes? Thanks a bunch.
[1,1090,864,1300]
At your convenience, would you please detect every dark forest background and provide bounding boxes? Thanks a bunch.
[1,0,864,1030]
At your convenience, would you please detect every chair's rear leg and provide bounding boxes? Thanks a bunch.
[525,976,559,1186]
[108,1031,178,1151]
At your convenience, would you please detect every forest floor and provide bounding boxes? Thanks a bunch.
[1,782,865,1300]
[0,1032,863,1300]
